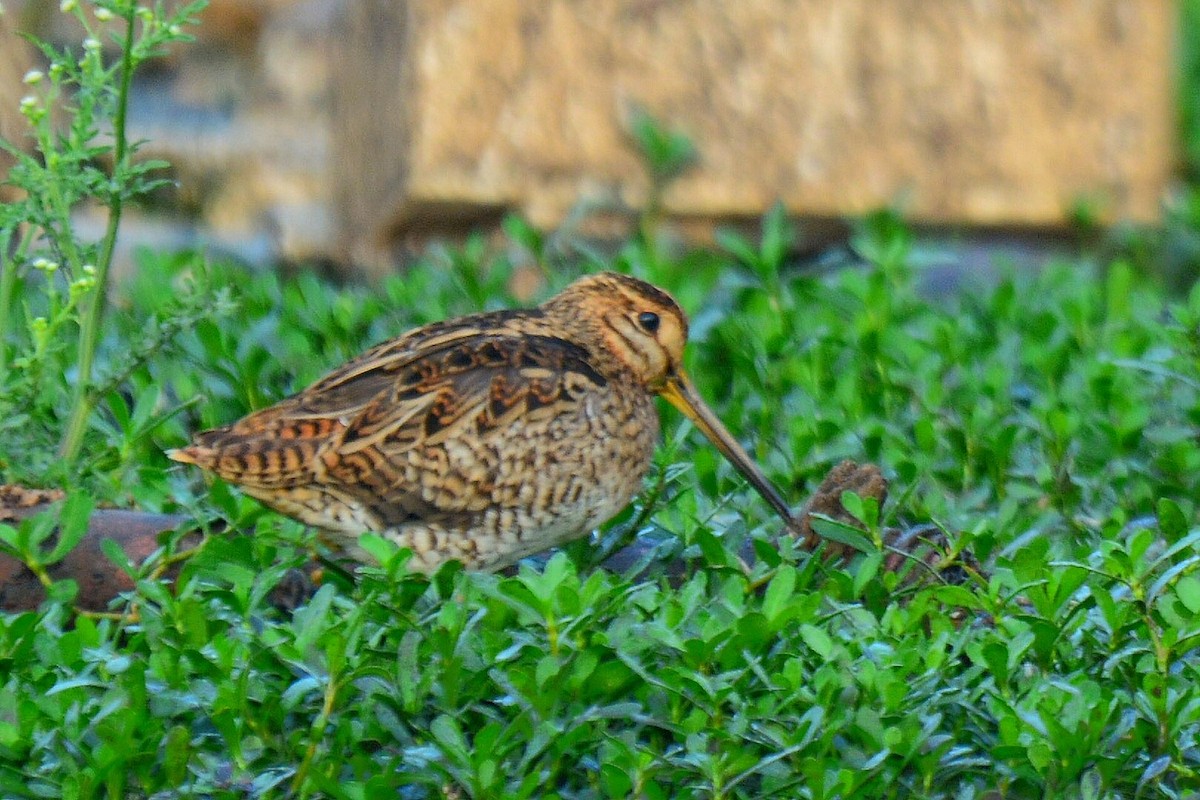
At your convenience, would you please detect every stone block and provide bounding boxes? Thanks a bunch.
[331,1,1173,268]
[0,15,36,202]
[2,0,336,268]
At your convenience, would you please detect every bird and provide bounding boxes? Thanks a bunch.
[169,271,801,572]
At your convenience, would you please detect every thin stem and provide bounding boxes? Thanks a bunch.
[0,225,35,383]
[58,8,138,465]
[293,673,341,797]
[0,234,9,382]
[31,76,86,282]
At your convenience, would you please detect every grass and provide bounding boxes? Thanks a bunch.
[0,214,1198,797]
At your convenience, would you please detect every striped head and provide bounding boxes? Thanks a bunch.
[542,272,689,390]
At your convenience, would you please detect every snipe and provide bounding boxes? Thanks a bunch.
[170,272,800,571]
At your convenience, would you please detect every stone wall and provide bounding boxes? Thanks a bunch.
[1,0,334,267]
[0,15,35,202]
[0,1,1177,273]
[332,1,1173,269]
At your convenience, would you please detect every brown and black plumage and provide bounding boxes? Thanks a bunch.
[170,272,799,572]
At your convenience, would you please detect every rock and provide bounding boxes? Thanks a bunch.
[0,494,195,612]
[4,1,1172,276]
[0,13,36,202]
[331,0,1172,271]
[127,0,339,266]
[4,0,338,269]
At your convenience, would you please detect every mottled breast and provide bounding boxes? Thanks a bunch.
[376,367,659,571]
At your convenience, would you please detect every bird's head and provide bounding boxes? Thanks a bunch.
[545,272,800,533]
[546,271,688,390]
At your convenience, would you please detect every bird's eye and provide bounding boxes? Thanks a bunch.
[637,311,660,333]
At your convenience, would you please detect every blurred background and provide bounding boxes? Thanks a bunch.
[0,1,1195,287]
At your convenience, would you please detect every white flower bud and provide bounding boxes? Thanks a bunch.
[22,70,44,85]
[70,276,96,297]
[94,7,113,21]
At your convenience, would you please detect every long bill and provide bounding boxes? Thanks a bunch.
[658,369,803,537]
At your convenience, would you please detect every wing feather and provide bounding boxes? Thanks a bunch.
[173,316,609,532]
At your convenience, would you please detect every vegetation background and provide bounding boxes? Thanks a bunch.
[0,1,1197,798]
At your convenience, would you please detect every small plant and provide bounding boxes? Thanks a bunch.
[626,107,699,252]
[0,0,214,487]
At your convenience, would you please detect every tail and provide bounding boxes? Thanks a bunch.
[166,429,326,490]
[166,445,211,467]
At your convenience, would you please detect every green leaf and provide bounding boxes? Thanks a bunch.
[1177,575,1200,614]
[535,654,560,689]
[292,584,337,654]
[15,511,58,558]
[715,228,761,271]
[128,382,163,434]
[44,493,93,564]
[839,491,879,530]
[46,578,78,604]
[627,108,697,184]
[1156,498,1188,542]
[1138,755,1172,793]
[808,515,874,554]
[600,763,633,798]
[430,714,470,766]
[281,676,321,710]
[913,417,937,451]
[1104,261,1133,322]
[396,630,422,712]
[759,200,795,277]
[519,551,573,606]
[852,551,884,598]
[0,523,19,556]
[0,720,20,749]
[694,527,732,566]
[799,624,833,660]
[100,536,135,577]
[501,214,544,258]
[762,565,796,624]
[357,532,401,566]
